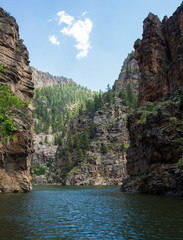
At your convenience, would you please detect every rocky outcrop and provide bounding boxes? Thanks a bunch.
[134,4,183,106]
[114,52,139,93]
[121,3,183,196]
[57,100,129,186]
[31,67,73,89]
[0,8,34,193]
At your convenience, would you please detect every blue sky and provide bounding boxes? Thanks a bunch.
[1,0,182,91]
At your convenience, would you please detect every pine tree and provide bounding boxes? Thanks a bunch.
[77,148,84,163]
[102,143,108,154]
[65,152,71,170]
[120,139,125,159]
[73,133,80,149]
[89,120,95,138]
[67,131,73,152]
[119,89,127,105]
[82,130,90,151]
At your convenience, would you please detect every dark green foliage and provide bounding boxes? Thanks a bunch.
[125,64,131,79]
[77,148,84,163]
[33,82,95,134]
[73,133,80,149]
[118,83,137,109]
[118,89,127,105]
[0,65,29,140]
[102,143,108,154]
[32,164,47,176]
[106,84,115,105]
[54,134,62,145]
[120,139,125,152]
[67,131,73,152]
[94,91,104,111]
[126,83,137,109]
[176,157,183,169]
[65,152,71,170]
[45,136,48,143]
[46,159,54,168]
[81,130,90,151]
[128,52,134,60]
[59,148,66,157]
[88,120,95,138]
[180,90,183,110]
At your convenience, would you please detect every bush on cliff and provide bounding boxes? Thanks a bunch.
[0,64,29,140]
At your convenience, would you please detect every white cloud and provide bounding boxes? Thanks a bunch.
[54,10,93,59]
[57,11,74,26]
[81,12,87,17]
[61,18,93,59]
[49,35,60,45]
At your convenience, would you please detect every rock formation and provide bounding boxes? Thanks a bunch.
[46,54,139,186]
[62,103,129,186]
[134,4,183,106]
[0,8,34,193]
[31,67,73,89]
[114,51,139,94]
[121,3,183,196]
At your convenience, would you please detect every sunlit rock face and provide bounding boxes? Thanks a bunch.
[121,4,183,196]
[134,5,183,106]
[0,8,34,193]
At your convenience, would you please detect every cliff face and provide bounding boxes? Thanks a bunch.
[114,51,139,94]
[62,103,128,186]
[31,53,139,186]
[121,4,183,196]
[31,67,73,89]
[0,8,34,193]
[134,5,183,106]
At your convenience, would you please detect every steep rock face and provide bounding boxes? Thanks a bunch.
[31,51,139,186]
[135,5,183,106]
[60,101,129,186]
[121,4,183,196]
[114,52,139,93]
[31,67,73,89]
[0,8,34,193]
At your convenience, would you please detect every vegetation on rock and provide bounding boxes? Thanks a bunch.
[0,65,29,140]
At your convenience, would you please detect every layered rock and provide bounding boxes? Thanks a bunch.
[31,67,73,89]
[121,3,183,196]
[58,101,129,186]
[0,8,34,193]
[134,4,183,106]
[114,51,139,93]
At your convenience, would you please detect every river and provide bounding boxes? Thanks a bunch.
[0,186,182,239]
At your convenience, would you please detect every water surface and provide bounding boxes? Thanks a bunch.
[0,186,182,239]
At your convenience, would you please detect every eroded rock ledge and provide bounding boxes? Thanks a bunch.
[0,8,34,193]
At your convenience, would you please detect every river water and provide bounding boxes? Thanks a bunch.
[0,186,182,239]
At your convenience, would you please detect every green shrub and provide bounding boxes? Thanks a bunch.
[102,143,108,154]
[32,165,47,176]
[176,157,183,169]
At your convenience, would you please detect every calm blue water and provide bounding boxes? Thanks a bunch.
[0,186,183,239]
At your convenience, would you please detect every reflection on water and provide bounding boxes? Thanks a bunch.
[0,186,182,239]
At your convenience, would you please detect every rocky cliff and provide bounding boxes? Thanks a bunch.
[121,3,183,196]
[134,4,183,106]
[0,8,34,193]
[61,102,129,186]
[36,53,139,186]
[31,67,73,89]
[114,51,139,94]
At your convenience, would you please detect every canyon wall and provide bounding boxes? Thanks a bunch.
[121,4,183,196]
[134,5,183,106]
[0,8,34,193]
[31,67,73,89]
